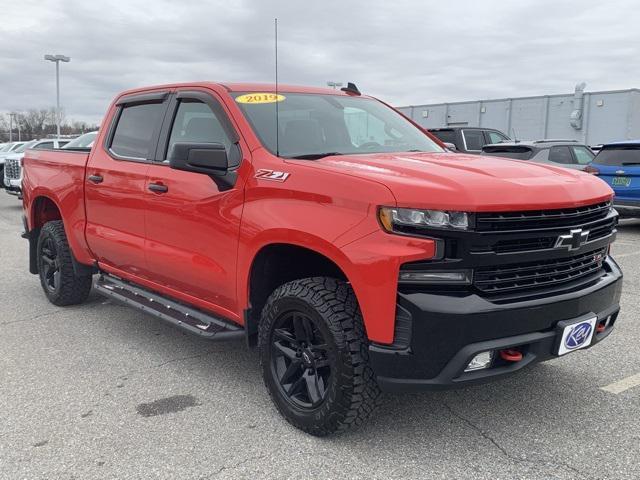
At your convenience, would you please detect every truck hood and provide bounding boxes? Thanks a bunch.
[311,151,613,212]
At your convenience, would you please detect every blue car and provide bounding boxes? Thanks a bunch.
[590,141,640,217]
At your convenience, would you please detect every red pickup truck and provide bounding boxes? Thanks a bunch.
[21,82,622,436]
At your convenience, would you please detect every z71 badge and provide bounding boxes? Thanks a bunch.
[255,169,290,182]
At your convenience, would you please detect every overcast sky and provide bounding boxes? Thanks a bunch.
[2,0,639,124]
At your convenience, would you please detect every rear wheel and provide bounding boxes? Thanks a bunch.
[259,277,381,436]
[37,221,93,306]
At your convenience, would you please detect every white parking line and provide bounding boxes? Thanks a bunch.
[601,373,640,394]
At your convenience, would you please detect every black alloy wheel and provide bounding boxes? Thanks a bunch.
[39,236,61,293]
[270,310,331,409]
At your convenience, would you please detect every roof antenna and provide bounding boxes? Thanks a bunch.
[274,18,280,157]
[341,82,361,96]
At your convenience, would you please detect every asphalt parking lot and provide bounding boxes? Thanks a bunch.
[0,193,639,480]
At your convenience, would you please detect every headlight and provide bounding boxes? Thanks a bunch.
[378,206,469,232]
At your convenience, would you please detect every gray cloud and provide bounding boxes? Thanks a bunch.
[1,0,638,124]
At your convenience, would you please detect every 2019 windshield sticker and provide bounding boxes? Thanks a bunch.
[255,169,290,182]
[236,93,286,104]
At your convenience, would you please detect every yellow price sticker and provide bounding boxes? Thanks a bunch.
[235,93,286,104]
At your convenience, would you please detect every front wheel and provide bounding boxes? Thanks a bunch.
[259,277,381,436]
[37,221,93,306]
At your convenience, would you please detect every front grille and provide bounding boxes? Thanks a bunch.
[483,214,617,254]
[474,247,607,294]
[4,158,21,180]
[476,201,611,232]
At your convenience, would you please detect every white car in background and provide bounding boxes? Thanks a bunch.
[62,131,98,150]
[4,139,69,197]
[0,142,26,185]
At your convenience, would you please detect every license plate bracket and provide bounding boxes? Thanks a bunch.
[555,317,597,356]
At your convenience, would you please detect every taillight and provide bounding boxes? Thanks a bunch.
[584,165,600,175]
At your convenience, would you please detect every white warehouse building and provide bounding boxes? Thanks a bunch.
[397,84,640,146]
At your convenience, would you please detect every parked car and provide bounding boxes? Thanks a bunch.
[4,139,69,197]
[481,140,595,171]
[428,127,510,153]
[589,140,640,217]
[62,131,98,150]
[0,141,26,186]
[21,82,621,436]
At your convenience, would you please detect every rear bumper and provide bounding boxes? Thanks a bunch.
[370,257,623,392]
[614,200,640,217]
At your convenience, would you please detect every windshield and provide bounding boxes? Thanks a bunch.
[594,147,640,166]
[63,131,98,149]
[13,140,38,153]
[232,92,443,158]
[0,144,11,152]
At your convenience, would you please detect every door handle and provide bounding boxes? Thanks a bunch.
[148,182,169,193]
[88,174,103,184]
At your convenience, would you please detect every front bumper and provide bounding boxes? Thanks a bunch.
[4,178,21,196]
[370,257,623,392]
[614,200,640,218]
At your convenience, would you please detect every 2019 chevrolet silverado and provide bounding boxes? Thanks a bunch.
[20,82,622,436]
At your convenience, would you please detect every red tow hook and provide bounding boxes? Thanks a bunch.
[596,323,607,333]
[500,349,523,362]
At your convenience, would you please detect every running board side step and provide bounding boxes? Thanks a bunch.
[94,274,244,340]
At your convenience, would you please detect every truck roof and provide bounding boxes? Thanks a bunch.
[116,82,363,98]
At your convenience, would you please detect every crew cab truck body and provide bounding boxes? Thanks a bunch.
[21,82,623,436]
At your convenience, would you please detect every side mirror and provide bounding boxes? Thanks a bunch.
[168,142,238,191]
[169,142,229,175]
[443,142,457,152]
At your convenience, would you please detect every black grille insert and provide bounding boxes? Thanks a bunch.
[474,248,607,294]
[476,202,611,232]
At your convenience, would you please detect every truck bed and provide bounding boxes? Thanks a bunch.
[22,148,94,266]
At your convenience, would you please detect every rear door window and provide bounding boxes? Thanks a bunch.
[110,102,166,159]
[548,146,573,164]
[593,148,640,166]
[462,130,485,151]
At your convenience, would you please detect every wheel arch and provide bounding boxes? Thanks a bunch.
[27,195,95,277]
[242,237,357,346]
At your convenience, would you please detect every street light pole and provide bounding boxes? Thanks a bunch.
[44,54,71,139]
[8,113,13,142]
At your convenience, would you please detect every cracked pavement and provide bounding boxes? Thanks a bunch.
[0,193,639,479]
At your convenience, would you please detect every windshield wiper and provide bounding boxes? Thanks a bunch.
[289,152,344,160]
[621,162,640,166]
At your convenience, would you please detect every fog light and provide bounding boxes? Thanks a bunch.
[464,351,494,372]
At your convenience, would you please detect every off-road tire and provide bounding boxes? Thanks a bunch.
[259,277,381,436]
[37,220,93,306]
